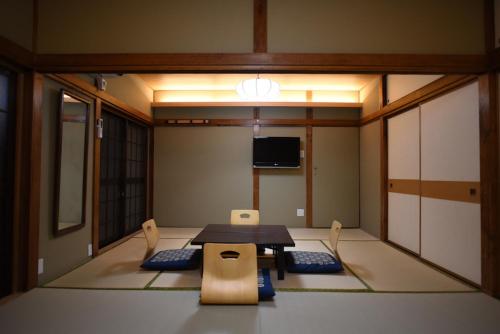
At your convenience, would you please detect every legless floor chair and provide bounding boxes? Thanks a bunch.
[285,220,344,273]
[230,210,260,225]
[200,243,259,305]
[141,219,201,271]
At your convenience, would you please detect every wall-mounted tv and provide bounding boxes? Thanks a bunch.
[253,136,301,168]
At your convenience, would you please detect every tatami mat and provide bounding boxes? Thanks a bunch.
[134,227,378,241]
[47,228,475,293]
[149,270,201,289]
[149,240,366,291]
[45,238,189,289]
[133,227,202,239]
[336,241,476,292]
[288,228,377,241]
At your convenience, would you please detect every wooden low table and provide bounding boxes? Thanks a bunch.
[191,224,295,280]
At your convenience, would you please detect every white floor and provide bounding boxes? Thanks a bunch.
[1,288,499,334]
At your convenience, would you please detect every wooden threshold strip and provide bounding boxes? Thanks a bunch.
[361,75,477,125]
[154,118,359,127]
[388,179,480,204]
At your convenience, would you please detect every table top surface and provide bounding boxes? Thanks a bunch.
[191,224,295,247]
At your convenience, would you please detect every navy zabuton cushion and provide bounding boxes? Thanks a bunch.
[258,268,275,300]
[142,248,202,271]
[285,251,343,273]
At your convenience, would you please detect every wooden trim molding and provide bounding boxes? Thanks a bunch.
[154,118,359,127]
[46,74,153,125]
[34,53,486,73]
[92,98,102,257]
[148,127,155,219]
[478,73,499,297]
[388,179,481,203]
[421,181,481,204]
[361,75,478,125]
[306,108,313,228]
[387,179,420,196]
[253,108,260,210]
[0,36,34,69]
[18,72,43,289]
[380,119,388,241]
[254,0,267,53]
[152,102,362,108]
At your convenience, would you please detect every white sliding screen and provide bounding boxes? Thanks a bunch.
[387,107,420,254]
[420,82,481,284]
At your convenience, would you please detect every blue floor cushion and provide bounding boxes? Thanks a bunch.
[142,248,202,271]
[258,268,275,300]
[285,251,343,273]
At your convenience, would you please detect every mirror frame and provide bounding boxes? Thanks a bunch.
[53,89,90,237]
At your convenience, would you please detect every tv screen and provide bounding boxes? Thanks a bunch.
[253,137,300,168]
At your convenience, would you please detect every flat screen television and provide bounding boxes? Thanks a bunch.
[253,136,301,168]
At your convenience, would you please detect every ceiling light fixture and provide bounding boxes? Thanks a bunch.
[236,74,280,100]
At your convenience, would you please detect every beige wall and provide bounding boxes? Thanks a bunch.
[77,74,153,117]
[361,78,381,118]
[259,127,307,227]
[0,0,33,50]
[104,75,153,117]
[38,0,253,53]
[268,0,483,54]
[359,121,381,238]
[154,126,253,227]
[154,107,361,228]
[38,78,93,285]
[386,75,443,104]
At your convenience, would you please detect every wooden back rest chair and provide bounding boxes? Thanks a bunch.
[142,219,160,260]
[200,243,258,305]
[329,220,342,258]
[230,209,260,225]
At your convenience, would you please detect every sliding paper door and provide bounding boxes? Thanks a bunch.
[387,107,420,254]
[420,82,481,284]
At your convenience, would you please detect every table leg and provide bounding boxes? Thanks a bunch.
[276,246,285,280]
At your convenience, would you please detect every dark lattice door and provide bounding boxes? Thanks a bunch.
[124,122,147,235]
[99,109,148,248]
[99,111,126,248]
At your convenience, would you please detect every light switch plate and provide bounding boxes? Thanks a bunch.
[297,208,305,216]
[38,258,44,275]
[88,243,93,257]
[300,150,305,158]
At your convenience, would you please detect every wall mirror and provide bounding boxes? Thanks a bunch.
[53,90,90,236]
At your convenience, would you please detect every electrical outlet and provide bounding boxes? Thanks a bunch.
[297,209,304,217]
[38,258,44,275]
[300,150,305,158]
[88,243,93,257]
